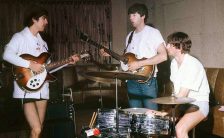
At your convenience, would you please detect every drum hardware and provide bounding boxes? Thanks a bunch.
[150,95,196,138]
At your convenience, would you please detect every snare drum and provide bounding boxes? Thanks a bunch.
[96,109,131,137]
[122,108,148,133]
[139,113,170,135]
[123,108,170,136]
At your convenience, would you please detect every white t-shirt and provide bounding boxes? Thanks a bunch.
[170,54,210,102]
[3,27,49,99]
[125,25,165,76]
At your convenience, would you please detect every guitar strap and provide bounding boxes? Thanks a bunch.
[123,31,134,54]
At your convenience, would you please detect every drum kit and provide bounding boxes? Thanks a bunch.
[82,70,196,138]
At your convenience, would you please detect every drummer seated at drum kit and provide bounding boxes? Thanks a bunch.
[151,32,210,138]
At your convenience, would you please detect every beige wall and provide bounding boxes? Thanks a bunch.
[155,0,224,68]
[111,0,127,64]
[112,0,224,67]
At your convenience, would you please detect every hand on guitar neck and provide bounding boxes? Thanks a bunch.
[100,48,141,71]
[100,48,110,57]
[68,54,80,64]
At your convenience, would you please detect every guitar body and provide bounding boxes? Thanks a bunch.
[13,53,57,92]
[121,53,154,83]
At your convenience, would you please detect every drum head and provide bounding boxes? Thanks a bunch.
[122,108,149,115]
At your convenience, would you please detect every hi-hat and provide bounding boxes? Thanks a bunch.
[85,70,147,80]
[150,96,195,105]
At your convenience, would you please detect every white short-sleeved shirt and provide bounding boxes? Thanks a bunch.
[125,25,165,76]
[170,54,210,102]
[3,27,49,99]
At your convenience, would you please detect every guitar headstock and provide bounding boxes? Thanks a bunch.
[76,29,88,42]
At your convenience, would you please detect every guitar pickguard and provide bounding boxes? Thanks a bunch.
[26,69,47,90]
[120,61,128,71]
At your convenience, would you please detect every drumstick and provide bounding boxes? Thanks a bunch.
[89,112,96,128]
[91,112,98,128]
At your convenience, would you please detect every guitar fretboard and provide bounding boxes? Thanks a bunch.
[46,58,72,72]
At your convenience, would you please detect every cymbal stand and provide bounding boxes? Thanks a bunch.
[171,104,176,138]
[112,66,120,134]
[99,83,103,108]
[98,68,103,108]
[171,93,176,138]
[115,76,119,134]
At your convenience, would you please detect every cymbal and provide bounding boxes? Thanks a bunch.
[85,70,147,80]
[82,73,119,84]
[150,96,196,105]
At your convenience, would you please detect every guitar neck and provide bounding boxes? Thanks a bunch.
[46,58,71,72]
[45,53,88,72]
[86,39,128,64]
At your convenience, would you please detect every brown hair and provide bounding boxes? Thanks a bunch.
[167,32,192,53]
[128,3,148,23]
[23,4,48,27]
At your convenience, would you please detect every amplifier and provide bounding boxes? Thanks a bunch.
[42,119,75,138]
[45,101,75,121]
[43,101,76,138]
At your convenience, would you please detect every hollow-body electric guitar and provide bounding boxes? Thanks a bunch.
[13,52,89,92]
[79,32,154,83]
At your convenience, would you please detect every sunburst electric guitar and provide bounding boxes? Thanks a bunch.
[13,52,89,92]
[79,32,154,83]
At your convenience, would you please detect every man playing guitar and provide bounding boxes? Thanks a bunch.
[100,3,167,110]
[3,4,79,138]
